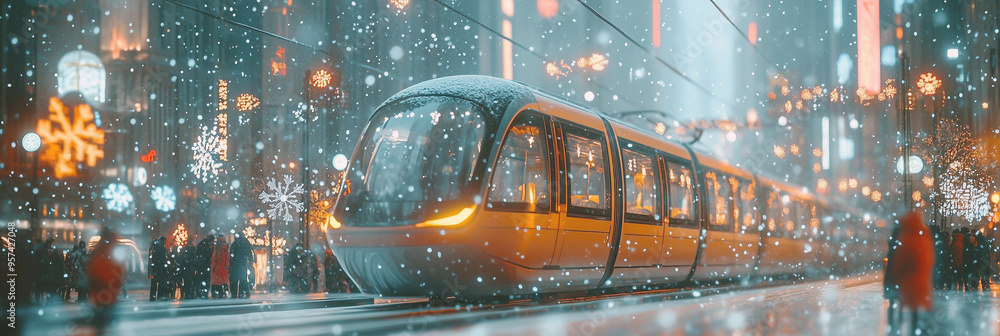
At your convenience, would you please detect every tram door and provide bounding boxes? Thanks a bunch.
[551,123,614,268]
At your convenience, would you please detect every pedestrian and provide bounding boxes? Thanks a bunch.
[305,248,319,293]
[179,241,196,299]
[211,236,230,298]
[963,229,981,291]
[195,235,215,298]
[229,233,253,298]
[884,212,934,335]
[73,241,91,302]
[166,244,181,299]
[148,236,168,301]
[976,231,992,291]
[86,226,124,335]
[949,228,965,291]
[64,243,80,300]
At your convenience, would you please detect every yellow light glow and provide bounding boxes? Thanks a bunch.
[817,178,828,192]
[812,163,822,173]
[862,186,872,196]
[984,102,989,110]
[784,101,792,114]
[392,0,410,9]
[327,215,342,229]
[913,191,922,202]
[848,178,858,189]
[922,175,934,188]
[218,79,228,110]
[236,93,260,111]
[917,73,942,96]
[773,145,786,158]
[838,181,848,192]
[790,144,800,155]
[871,190,882,202]
[812,148,823,157]
[416,206,476,228]
[37,97,105,178]
[992,193,1000,204]
[311,69,333,88]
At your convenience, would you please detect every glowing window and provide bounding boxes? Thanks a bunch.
[621,145,659,223]
[704,171,733,232]
[57,50,106,104]
[666,160,696,227]
[488,112,550,212]
[562,126,609,217]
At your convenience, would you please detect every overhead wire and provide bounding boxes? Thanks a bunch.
[428,0,646,110]
[706,0,777,67]
[573,0,722,102]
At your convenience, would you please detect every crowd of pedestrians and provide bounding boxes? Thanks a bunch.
[16,237,97,304]
[147,233,357,300]
[933,226,994,291]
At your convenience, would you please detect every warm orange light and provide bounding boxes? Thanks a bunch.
[992,193,1000,204]
[416,206,476,228]
[218,79,228,110]
[577,54,609,71]
[871,190,882,202]
[773,145,786,158]
[538,0,559,19]
[983,102,989,110]
[392,0,410,9]
[812,148,823,157]
[546,61,571,79]
[235,93,260,111]
[857,0,881,94]
[37,97,105,178]
[917,73,942,96]
[327,215,342,229]
[817,179,828,192]
[838,181,848,192]
[790,144,800,155]
[748,21,757,45]
[923,175,934,188]
[172,223,189,249]
[311,69,333,88]
[848,178,858,189]
[271,60,286,76]
[913,191,922,202]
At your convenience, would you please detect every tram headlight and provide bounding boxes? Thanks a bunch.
[416,206,477,228]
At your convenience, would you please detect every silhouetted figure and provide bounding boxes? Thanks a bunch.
[884,212,934,335]
[39,238,63,303]
[195,235,215,298]
[86,227,124,335]
[229,233,253,298]
[949,229,965,291]
[305,248,320,293]
[178,242,197,299]
[148,236,168,301]
[975,231,992,291]
[931,227,948,290]
[287,244,309,293]
[211,236,230,298]
[963,229,981,291]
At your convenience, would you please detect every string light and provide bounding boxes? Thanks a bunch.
[236,93,260,111]
[172,223,189,249]
[773,145,786,158]
[218,79,228,110]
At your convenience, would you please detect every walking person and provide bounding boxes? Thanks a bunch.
[949,229,965,291]
[74,241,91,302]
[976,231,992,291]
[884,212,935,335]
[211,236,230,298]
[963,229,981,291]
[148,236,168,301]
[86,227,124,335]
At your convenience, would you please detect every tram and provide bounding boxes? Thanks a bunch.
[326,75,884,298]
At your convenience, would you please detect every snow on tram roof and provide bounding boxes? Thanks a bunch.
[378,75,535,117]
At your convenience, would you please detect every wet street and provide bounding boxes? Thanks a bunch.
[19,275,1000,335]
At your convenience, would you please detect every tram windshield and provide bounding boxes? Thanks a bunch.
[335,96,488,227]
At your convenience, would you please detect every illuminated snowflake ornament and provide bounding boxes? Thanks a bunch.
[151,185,177,212]
[190,125,223,183]
[258,175,305,222]
[36,97,106,178]
[102,183,133,212]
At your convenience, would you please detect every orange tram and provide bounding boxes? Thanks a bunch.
[326,75,886,299]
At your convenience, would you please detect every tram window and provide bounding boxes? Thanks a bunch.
[735,178,758,234]
[487,112,551,212]
[764,190,782,237]
[665,160,696,227]
[563,127,610,217]
[621,145,660,223]
[704,170,733,232]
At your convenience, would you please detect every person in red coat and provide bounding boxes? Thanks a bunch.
[884,212,935,334]
[210,236,230,298]
[86,226,123,335]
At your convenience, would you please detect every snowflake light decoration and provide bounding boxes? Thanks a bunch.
[151,185,177,212]
[190,125,223,183]
[102,183,133,212]
[36,97,105,178]
[259,175,305,222]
